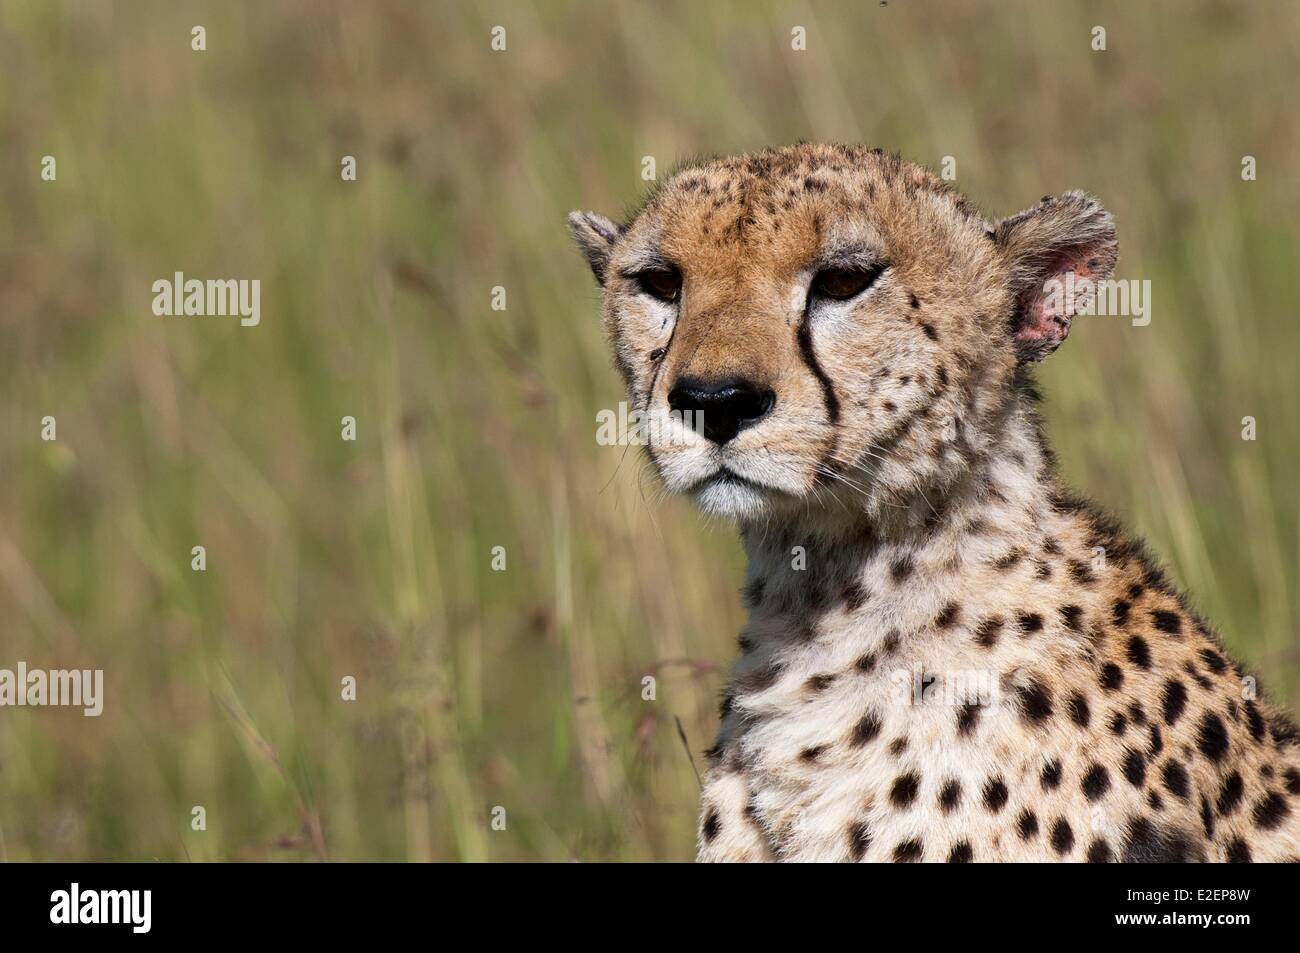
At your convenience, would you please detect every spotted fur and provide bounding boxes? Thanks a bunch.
[569,144,1300,862]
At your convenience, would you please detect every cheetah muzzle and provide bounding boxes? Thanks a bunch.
[569,144,1300,862]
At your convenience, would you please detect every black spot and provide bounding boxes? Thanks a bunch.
[983,777,1009,813]
[1082,764,1111,801]
[1197,712,1230,763]
[1272,714,1300,748]
[890,772,920,807]
[956,702,981,737]
[919,322,938,341]
[1016,680,1053,724]
[974,616,1004,648]
[1160,679,1187,726]
[1017,809,1039,840]
[1151,610,1182,634]
[1059,604,1083,631]
[842,580,870,612]
[1050,819,1074,855]
[889,557,914,583]
[1041,760,1063,791]
[800,745,827,763]
[1284,767,1300,795]
[1244,701,1266,743]
[938,779,962,813]
[1112,600,1131,626]
[1127,635,1152,668]
[1100,663,1124,692]
[849,712,882,747]
[909,293,920,309]
[855,653,877,673]
[1200,796,1215,839]
[1199,648,1227,674]
[887,736,908,756]
[993,549,1023,571]
[1122,817,1195,863]
[1110,712,1128,735]
[1068,694,1091,728]
[1211,769,1242,816]
[1185,662,1212,691]
[1122,749,1147,787]
[946,841,973,863]
[1086,838,1113,863]
[1128,702,1147,726]
[1017,611,1043,635]
[1148,723,1164,756]
[1252,792,1290,831]
[1148,790,1164,811]
[1226,837,1252,863]
[935,601,960,629]
[702,808,720,842]
[848,820,873,860]
[804,674,835,693]
[1161,760,1191,800]
[892,839,923,862]
[1067,559,1095,586]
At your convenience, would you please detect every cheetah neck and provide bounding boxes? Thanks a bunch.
[738,391,1055,622]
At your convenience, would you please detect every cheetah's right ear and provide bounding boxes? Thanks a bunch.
[993,191,1118,363]
[567,211,622,286]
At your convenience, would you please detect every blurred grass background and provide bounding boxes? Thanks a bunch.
[0,0,1296,861]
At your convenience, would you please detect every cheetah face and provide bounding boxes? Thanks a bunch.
[570,145,1116,522]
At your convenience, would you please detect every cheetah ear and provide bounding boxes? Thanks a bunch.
[993,190,1118,363]
[567,210,621,286]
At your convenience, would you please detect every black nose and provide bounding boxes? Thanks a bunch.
[667,377,776,445]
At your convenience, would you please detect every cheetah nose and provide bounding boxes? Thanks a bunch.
[667,377,776,445]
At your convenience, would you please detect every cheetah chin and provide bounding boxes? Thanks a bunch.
[570,144,1300,863]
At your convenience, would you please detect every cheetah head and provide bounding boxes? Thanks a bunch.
[569,144,1116,523]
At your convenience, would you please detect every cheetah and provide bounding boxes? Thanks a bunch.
[568,144,1300,862]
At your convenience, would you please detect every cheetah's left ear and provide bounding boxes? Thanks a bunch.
[993,190,1118,362]
[567,210,622,286]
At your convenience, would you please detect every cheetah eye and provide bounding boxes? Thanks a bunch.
[812,265,886,301]
[634,268,682,303]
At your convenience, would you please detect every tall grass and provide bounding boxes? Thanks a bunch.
[0,0,1296,860]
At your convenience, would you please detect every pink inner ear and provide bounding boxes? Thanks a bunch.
[1015,248,1107,347]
